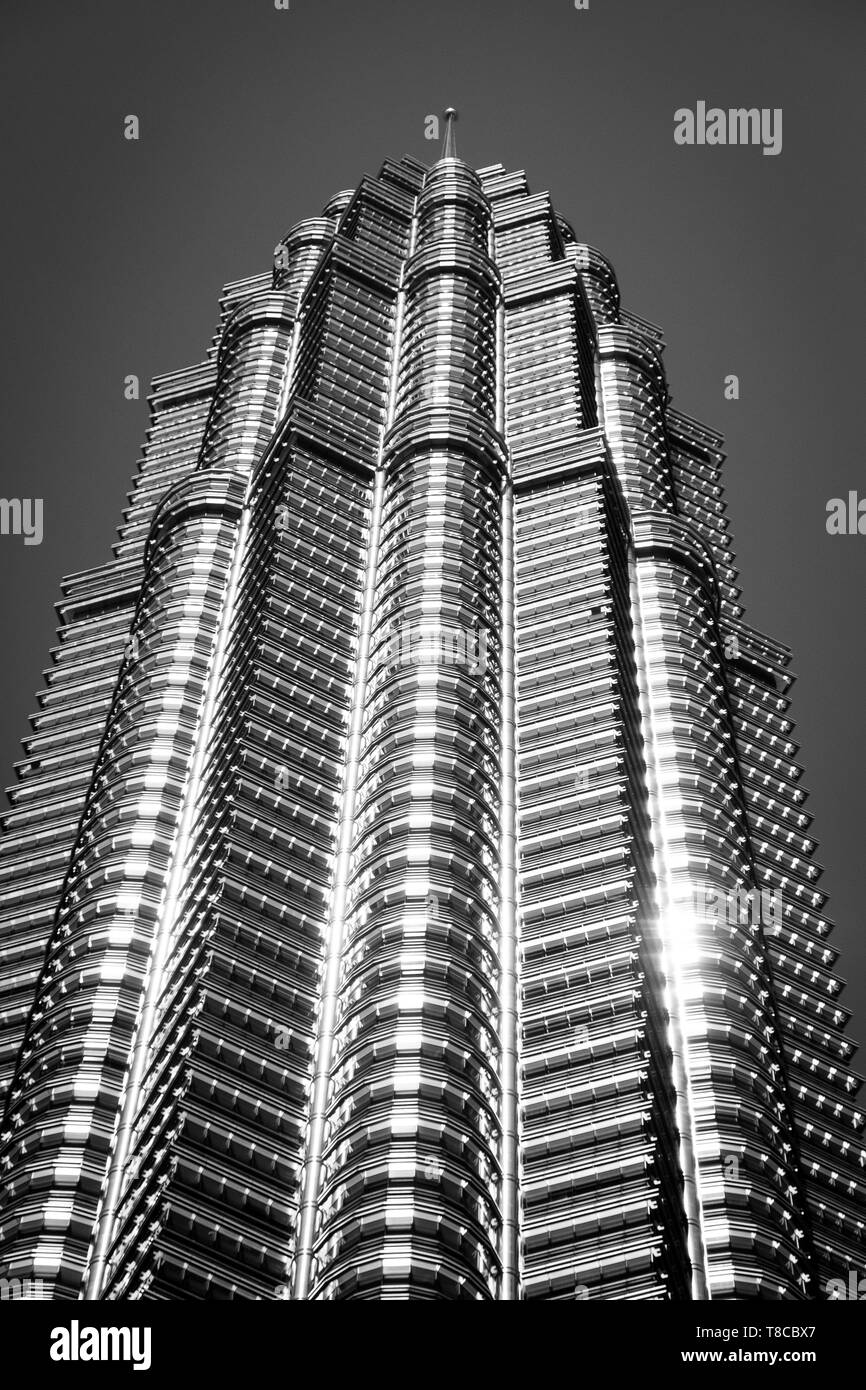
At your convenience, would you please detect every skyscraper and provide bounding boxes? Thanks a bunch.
[0,117,863,1301]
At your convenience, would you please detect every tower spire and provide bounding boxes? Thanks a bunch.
[442,107,458,158]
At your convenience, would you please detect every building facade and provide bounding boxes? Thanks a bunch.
[0,124,863,1300]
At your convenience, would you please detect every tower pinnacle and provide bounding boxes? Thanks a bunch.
[442,107,458,158]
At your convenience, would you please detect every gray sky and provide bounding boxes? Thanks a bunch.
[1,0,864,1031]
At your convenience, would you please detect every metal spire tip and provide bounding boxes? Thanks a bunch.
[442,107,458,159]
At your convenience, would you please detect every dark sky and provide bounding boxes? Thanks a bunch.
[1,0,864,1033]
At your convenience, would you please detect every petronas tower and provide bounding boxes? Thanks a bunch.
[1,118,863,1301]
